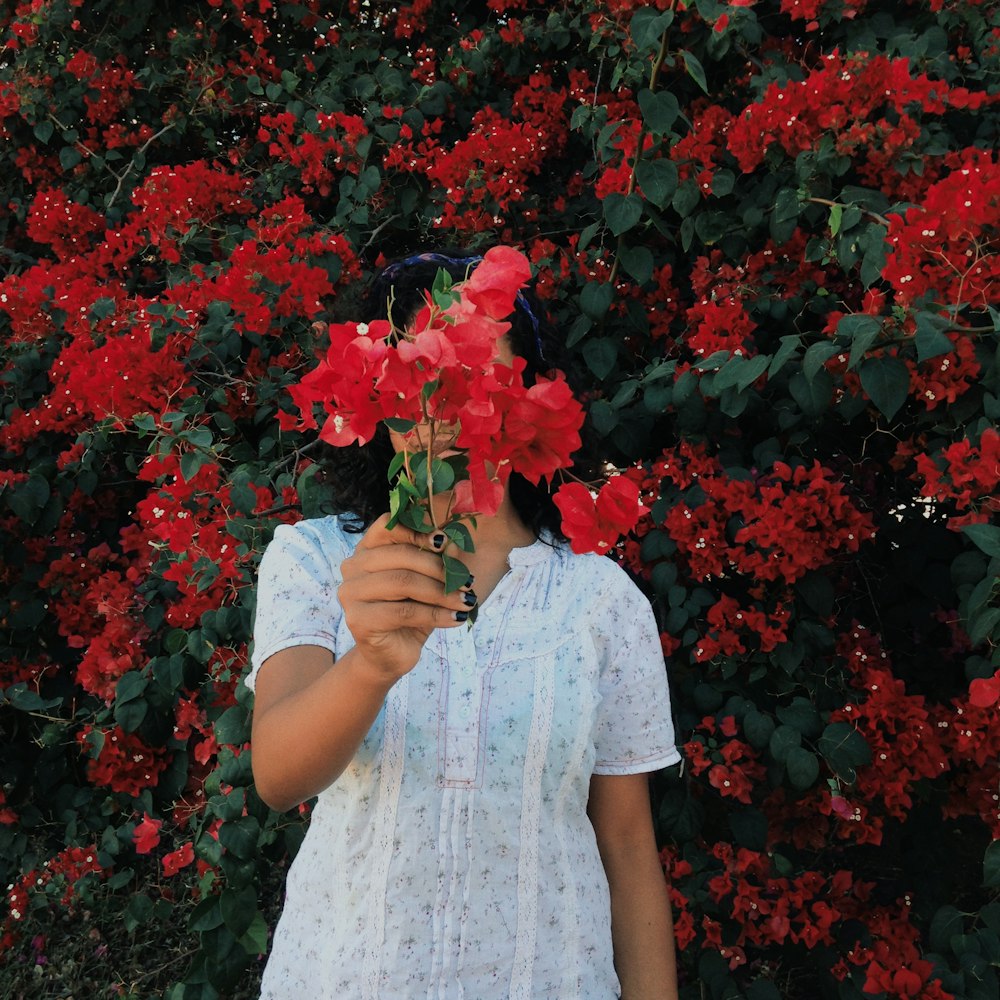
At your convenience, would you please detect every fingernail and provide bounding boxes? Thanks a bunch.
[465,574,475,588]
[454,610,469,622]
[432,533,446,549]
[462,591,477,607]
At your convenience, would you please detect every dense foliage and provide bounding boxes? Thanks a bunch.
[1,0,998,997]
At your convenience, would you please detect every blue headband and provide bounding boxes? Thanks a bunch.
[378,252,545,362]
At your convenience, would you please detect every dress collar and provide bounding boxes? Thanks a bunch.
[507,531,560,567]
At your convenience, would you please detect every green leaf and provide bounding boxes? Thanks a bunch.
[930,905,965,954]
[776,697,822,738]
[968,607,1000,646]
[618,245,654,285]
[638,89,680,134]
[682,49,709,94]
[711,170,735,198]
[217,816,260,860]
[443,521,473,552]
[442,553,471,594]
[743,710,775,751]
[835,313,881,369]
[214,705,250,745]
[785,747,820,790]
[915,312,955,363]
[962,523,1000,559]
[829,203,843,236]
[229,480,257,516]
[672,180,700,219]
[427,458,455,493]
[859,222,889,287]
[859,355,910,420]
[239,911,269,954]
[6,685,62,711]
[203,925,250,991]
[387,450,407,483]
[603,193,643,236]
[630,7,674,51]
[583,338,618,379]
[220,886,258,938]
[788,370,833,417]
[59,146,82,170]
[635,159,678,208]
[580,282,614,320]
[768,336,801,377]
[116,671,148,703]
[803,341,838,383]
[34,120,54,143]
[8,475,51,525]
[712,355,751,394]
[818,722,872,782]
[124,894,154,933]
[577,221,601,251]
[736,354,771,392]
[768,724,801,763]
[985,839,1000,889]
[188,896,222,933]
[774,187,800,223]
[180,450,209,482]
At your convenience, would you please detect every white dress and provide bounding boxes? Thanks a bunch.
[246,515,680,1000]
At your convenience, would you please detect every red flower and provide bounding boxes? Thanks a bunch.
[162,842,195,877]
[461,244,532,319]
[132,813,162,854]
[969,672,1000,708]
[553,476,649,555]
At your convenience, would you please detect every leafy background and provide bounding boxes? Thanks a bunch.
[1,0,998,997]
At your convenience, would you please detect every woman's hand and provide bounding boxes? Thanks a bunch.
[338,513,476,682]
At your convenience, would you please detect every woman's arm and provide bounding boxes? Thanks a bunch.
[250,515,474,811]
[588,771,680,1000]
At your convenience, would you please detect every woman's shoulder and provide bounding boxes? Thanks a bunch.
[265,513,364,564]
[550,540,649,605]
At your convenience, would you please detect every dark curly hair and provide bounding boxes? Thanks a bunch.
[317,248,601,541]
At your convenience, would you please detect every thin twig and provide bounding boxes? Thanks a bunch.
[806,196,890,229]
[359,213,401,254]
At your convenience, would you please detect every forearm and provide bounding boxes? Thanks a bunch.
[603,839,679,1000]
[251,645,396,811]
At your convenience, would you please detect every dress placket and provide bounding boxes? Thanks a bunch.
[436,570,524,789]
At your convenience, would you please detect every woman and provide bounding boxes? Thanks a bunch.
[247,252,682,999]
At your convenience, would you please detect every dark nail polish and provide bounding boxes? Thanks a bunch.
[454,610,469,622]
[432,533,446,549]
[462,590,477,607]
[465,574,475,588]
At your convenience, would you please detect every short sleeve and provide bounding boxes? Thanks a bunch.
[244,518,352,692]
[590,566,681,775]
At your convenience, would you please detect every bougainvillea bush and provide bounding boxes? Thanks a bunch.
[1,0,998,996]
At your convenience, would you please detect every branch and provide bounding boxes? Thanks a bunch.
[806,196,890,229]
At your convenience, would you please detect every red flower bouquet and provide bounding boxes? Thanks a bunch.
[283,246,648,589]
